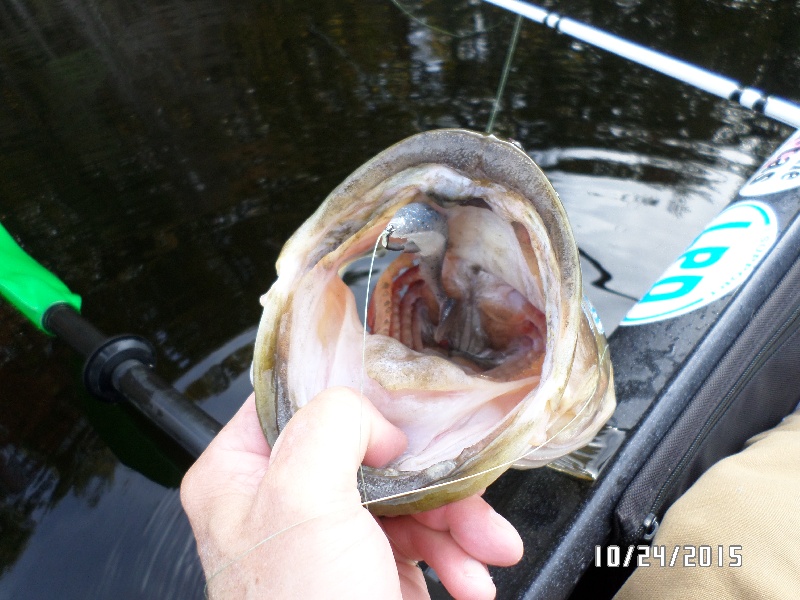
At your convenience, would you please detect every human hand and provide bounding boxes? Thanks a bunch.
[180,387,523,599]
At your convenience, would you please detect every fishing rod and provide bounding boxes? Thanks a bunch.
[484,0,800,130]
[0,222,222,459]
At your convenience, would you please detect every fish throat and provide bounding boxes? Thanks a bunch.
[292,163,558,483]
[368,200,547,382]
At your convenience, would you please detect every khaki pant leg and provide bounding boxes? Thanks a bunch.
[614,411,800,600]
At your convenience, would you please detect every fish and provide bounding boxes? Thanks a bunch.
[252,129,615,516]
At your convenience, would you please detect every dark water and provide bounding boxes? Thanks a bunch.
[0,0,796,597]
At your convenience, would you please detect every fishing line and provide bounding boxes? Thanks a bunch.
[202,510,345,598]
[358,227,395,502]
[387,1,525,133]
[205,370,601,589]
[205,247,391,595]
[205,227,395,590]
[484,0,800,129]
[207,3,609,584]
[486,14,523,134]
[361,340,609,508]
[210,235,603,586]
[201,385,598,593]
[350,225,607,509]
[388,0,509,39]
[361,349,604,508]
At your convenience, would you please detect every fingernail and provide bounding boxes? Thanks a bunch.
[463,557,489,579]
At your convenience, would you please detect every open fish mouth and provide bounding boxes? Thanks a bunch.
[253,129,615,516]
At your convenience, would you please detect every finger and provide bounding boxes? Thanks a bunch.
[262,387,407,512]
[407,491,485,532]
[210,393,272,457]
[181,394,271,519]
[412,495,523,567]
[181,395,270,507]
[391,545,429,600]
[383,515,496,600]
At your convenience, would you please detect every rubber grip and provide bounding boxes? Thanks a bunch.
[0,222,81,332]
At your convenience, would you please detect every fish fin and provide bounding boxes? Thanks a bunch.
[544,426,626,481]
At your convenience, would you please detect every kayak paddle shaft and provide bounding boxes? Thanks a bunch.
[0,222,221,458]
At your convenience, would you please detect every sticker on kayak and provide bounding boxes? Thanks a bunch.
[740,130,800,197]
[621,200,778,326]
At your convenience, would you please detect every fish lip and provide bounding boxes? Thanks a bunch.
[358,460,457,503]
[254,128,590,514]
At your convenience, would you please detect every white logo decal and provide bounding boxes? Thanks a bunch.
[740,130,800,197]
[621,201,778,326]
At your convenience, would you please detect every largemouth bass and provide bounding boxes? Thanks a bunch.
[253,129,615,516]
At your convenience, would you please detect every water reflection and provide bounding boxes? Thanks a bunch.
[0,0,796,597]
[3,467,204,599]
[546,145,749,329]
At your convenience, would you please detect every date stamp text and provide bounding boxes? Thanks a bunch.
[595,545,742,568]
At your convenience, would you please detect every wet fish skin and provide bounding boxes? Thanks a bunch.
[253,129,615,516]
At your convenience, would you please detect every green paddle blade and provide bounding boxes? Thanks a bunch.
[0,222,81,332]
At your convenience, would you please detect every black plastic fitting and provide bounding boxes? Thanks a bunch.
[83,335,157,402]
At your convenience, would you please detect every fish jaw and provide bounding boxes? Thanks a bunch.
[253,129,615,515]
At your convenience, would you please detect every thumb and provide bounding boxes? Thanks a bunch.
[262,387,408,512]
